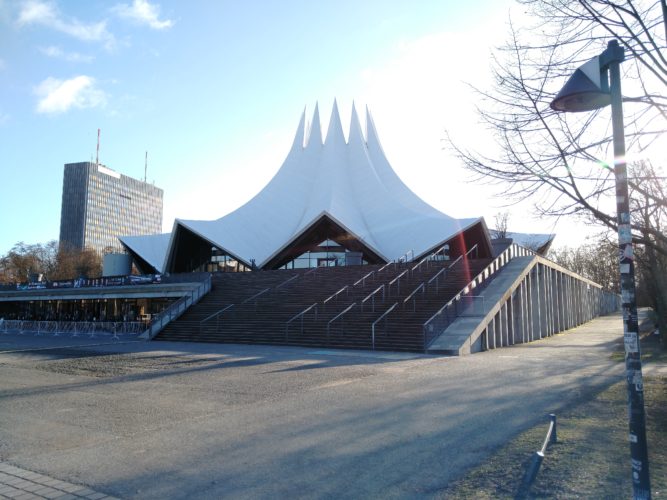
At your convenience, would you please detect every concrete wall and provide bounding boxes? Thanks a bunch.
[472,260,618,354]
[427,248,620,355]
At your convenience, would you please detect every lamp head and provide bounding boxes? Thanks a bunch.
[550,57,610,112]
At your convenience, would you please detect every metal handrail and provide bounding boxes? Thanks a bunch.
[447,254,463,269]
[378,261,396,273]
[410,256,430,275]
[285,302,318,340]
[326,302,357,343]
[199,303,235,334]
[397,249,414,263]
[403,282,425,312]
[371,302,398,349]
[323,285,349,309]
[361,285,385,312]
[428,267,448,293]
[304,267,320,275]
[353,271,375,287]
[411,244,452,275]
[430,244,450,259]
[388,269,408,296]
[426,244,476,293]
[421,243,530,350]
[242,287,270,304]
[200,303,233,324]
[464,243,479,259]
[143,274,212,340]
[276,274,299,289]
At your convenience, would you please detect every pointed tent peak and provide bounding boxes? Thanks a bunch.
[325,99,346,147]
[290,107,307,150]
[365,105,379,146]
[305,102,322,148]
[348,101,365,146]
[366,104,391,159]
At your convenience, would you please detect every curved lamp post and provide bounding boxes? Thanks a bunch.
[551,40,651,499]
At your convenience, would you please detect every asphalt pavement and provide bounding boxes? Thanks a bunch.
[0,313,639,499]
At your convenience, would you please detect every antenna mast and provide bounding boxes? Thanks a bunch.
[144,151,148,182]
[96,128,100,167]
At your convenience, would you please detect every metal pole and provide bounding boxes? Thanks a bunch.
[606,39,652,500]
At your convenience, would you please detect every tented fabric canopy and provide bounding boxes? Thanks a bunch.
[125,102,492,272]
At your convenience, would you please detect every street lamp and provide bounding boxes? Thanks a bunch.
[551,40,651,499]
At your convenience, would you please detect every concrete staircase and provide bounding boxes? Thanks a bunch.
[156,256,491,352]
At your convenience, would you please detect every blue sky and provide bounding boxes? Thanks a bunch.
[1,0,584,256]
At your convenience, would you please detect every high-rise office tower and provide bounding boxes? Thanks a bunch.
[59,162,163,255]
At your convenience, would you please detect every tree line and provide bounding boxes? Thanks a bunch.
[0,241,102,283]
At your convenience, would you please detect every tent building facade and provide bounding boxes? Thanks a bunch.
[120,102,551,275]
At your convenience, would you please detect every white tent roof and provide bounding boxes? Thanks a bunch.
[119,233,171,273]
[161,101,483,269]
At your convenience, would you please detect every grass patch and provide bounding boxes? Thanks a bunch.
[442,335,667,499]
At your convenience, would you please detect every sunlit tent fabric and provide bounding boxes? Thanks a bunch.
[119,233,171,274]
[122,102,497,273]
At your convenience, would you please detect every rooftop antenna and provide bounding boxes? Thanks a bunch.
[96,128,100,167]
[144,151,148,182]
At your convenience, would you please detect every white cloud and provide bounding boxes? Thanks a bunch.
[17,1,115,47]
[112,0,173,30]
[39,45,94,63]
[34,75,107,114]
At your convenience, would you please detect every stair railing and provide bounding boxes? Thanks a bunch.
[378,261,396,274]
[403,283,425,312]
[410,244,450,276]
[327,302,357,344]
[428,267,448,294]
[361,284,386,313]
[241,287,271,312]
[429,244,450,261]
[141,274,211,340]
[465,243,479,259]
[387,270,408,297]
[371,302,398,349]
[421,243,533,351]
[199,303,235,335]
[285,302,318,341]
[397,249,414,263]
[426,246,472,294]
[323,285,349,312]
[353,270,375,288]
[276,274,300,289]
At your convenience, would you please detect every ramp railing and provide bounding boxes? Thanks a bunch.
[422,244,533,350]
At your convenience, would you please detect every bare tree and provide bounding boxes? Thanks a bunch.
[0,241,102,282]
[449,0,666,244]
[492,211,511,239]
[447,0,667,346]
[549,238,621,292]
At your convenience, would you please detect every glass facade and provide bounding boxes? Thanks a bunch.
[281,240,367,269]
[59,162,163,255]
[200,248,250,273]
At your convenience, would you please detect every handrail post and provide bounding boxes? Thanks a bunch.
[372,323,376,350]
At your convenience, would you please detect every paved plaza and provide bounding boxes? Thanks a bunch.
[0,314,647,499]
